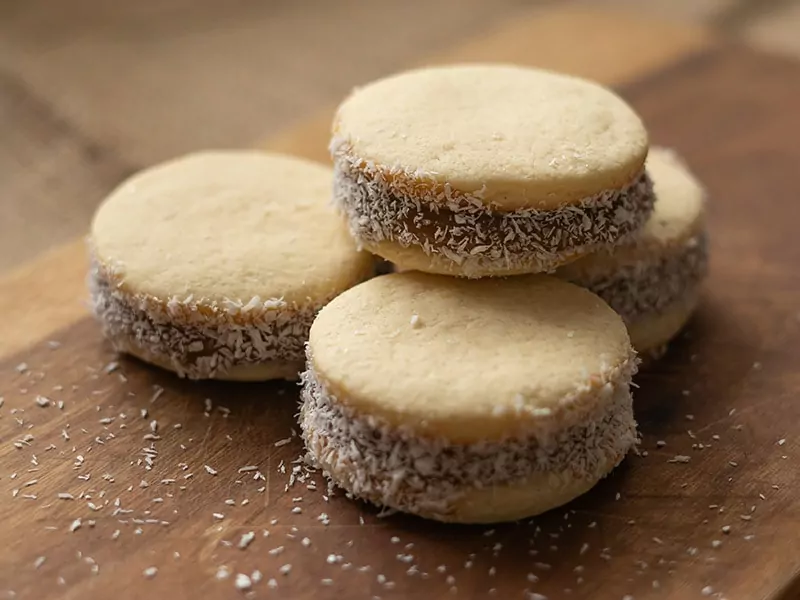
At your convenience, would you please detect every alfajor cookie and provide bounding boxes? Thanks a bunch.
[331,64,655,278]
[89,151,374,381]
[300,272,638,523]
[557,147,708,357]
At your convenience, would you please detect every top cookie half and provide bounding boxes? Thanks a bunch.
[91,151,374,313]
[334,64,648,209]
[331,64,654,277]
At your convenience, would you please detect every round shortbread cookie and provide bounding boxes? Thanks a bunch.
[301,272,638,523]
[557,147,708,355]
[89,151,374,381]
[331,64,655,277]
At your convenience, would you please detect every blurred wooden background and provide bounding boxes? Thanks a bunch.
[1,0,799,273]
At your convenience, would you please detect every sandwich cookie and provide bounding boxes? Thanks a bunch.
[331,64,655,278]
[557,147,708,358]
[301,273,638,523]
[90,151,374,381]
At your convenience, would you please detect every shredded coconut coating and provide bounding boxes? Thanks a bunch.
[90,258,330,380]
[331,140,656,277]
[300,361,638,520]
[568,232,708,324]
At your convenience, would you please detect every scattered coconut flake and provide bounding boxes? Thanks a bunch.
[668,455,691,464]
[238,532,255,550]
[216,566,231,580]
[104,361,120,374]
[234,573,252,590]
[151,386,164,403]
[143,567,158,579]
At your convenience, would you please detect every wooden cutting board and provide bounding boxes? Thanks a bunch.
[2,8,800,600]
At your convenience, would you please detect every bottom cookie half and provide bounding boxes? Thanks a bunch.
[300,367,637,523]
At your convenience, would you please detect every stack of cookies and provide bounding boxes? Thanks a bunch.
[88,63,708,524]
[300,65,708,522]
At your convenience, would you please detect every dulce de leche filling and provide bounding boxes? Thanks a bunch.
[332,151,655,274]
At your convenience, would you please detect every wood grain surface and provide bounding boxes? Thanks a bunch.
[2,7,800,600]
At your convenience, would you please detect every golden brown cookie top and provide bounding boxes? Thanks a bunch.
[333,64,648,210]
[91,151,373,311]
